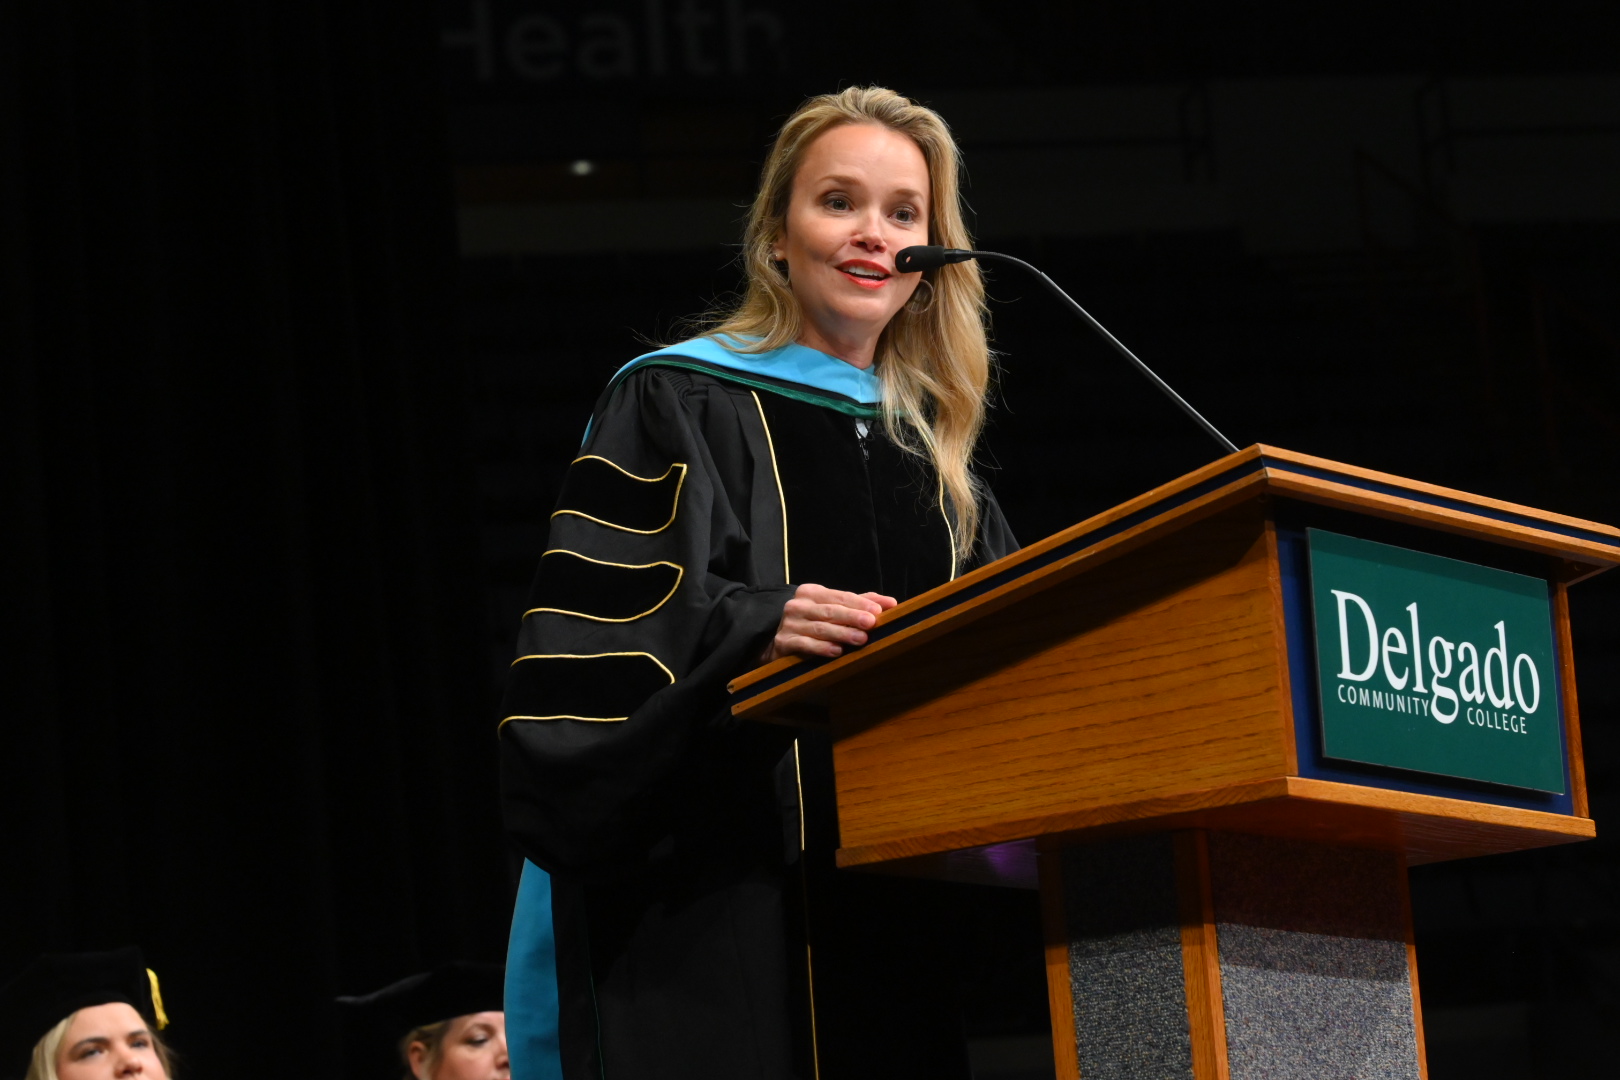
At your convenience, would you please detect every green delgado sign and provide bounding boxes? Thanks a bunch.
[1308,529,1564,793]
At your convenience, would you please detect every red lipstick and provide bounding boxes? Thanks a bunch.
[836,259,891,289]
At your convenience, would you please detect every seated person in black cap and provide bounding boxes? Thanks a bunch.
[337,963,507,1080]
[0,947,172,1080]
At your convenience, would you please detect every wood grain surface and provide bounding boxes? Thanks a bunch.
[731,444,1620,716]
[1176,831,1231,1080]
[837,776,1595,883]
[1396,853,1431,1080]
[731,448,1276,701]
[1261,518,1301,777]
[1262,472,1619,575]
[1554,582,1591,818]
[827,507,1291,853]
[732,474,1270,719]
[1037,852,1082,1080]
[722,446,1608,885]
[1259,445,1620,546]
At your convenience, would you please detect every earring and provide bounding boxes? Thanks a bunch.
[905,277,936,315]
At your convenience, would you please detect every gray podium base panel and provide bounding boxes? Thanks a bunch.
[1059,833,1423,1080]
[1063,834,1195,1079]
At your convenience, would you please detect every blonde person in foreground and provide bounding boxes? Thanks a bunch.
[499,86,1017,1079]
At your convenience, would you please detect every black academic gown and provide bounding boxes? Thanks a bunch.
[500,361,1017,1080]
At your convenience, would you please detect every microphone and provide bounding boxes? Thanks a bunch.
[895,245,1239,455]
[894,246,976,272]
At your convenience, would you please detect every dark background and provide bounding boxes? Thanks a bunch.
[4,1,1618,1077]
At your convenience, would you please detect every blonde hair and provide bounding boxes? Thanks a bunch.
[25,1015,70,1080]
[401,1019,451,1080]
[27,1010,173,1080]
[707,85,990,559]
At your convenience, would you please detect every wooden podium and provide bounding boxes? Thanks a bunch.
[729,446,1615,1080]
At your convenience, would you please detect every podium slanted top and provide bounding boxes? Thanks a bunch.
[728,446,1615,880]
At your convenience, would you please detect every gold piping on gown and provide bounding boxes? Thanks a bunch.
[499,652,675,725]
[550,455,688,535]
[522,549,684,623]
[750,391,791,583]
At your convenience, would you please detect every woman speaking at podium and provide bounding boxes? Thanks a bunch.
[500,86,1016,1079]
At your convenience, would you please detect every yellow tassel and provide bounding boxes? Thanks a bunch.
[146,969,169,1030]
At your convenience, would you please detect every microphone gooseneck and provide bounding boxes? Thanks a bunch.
[893,245,1240,456]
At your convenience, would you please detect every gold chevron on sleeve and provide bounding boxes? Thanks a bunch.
[500,651,675,725]
[523,550,684,623]
[551,455,687,534]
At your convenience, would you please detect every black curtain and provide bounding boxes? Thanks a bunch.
[1,1,508,1075]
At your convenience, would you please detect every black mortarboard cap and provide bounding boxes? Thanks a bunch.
[0,947,166,1080]
[335,963,504,1080]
